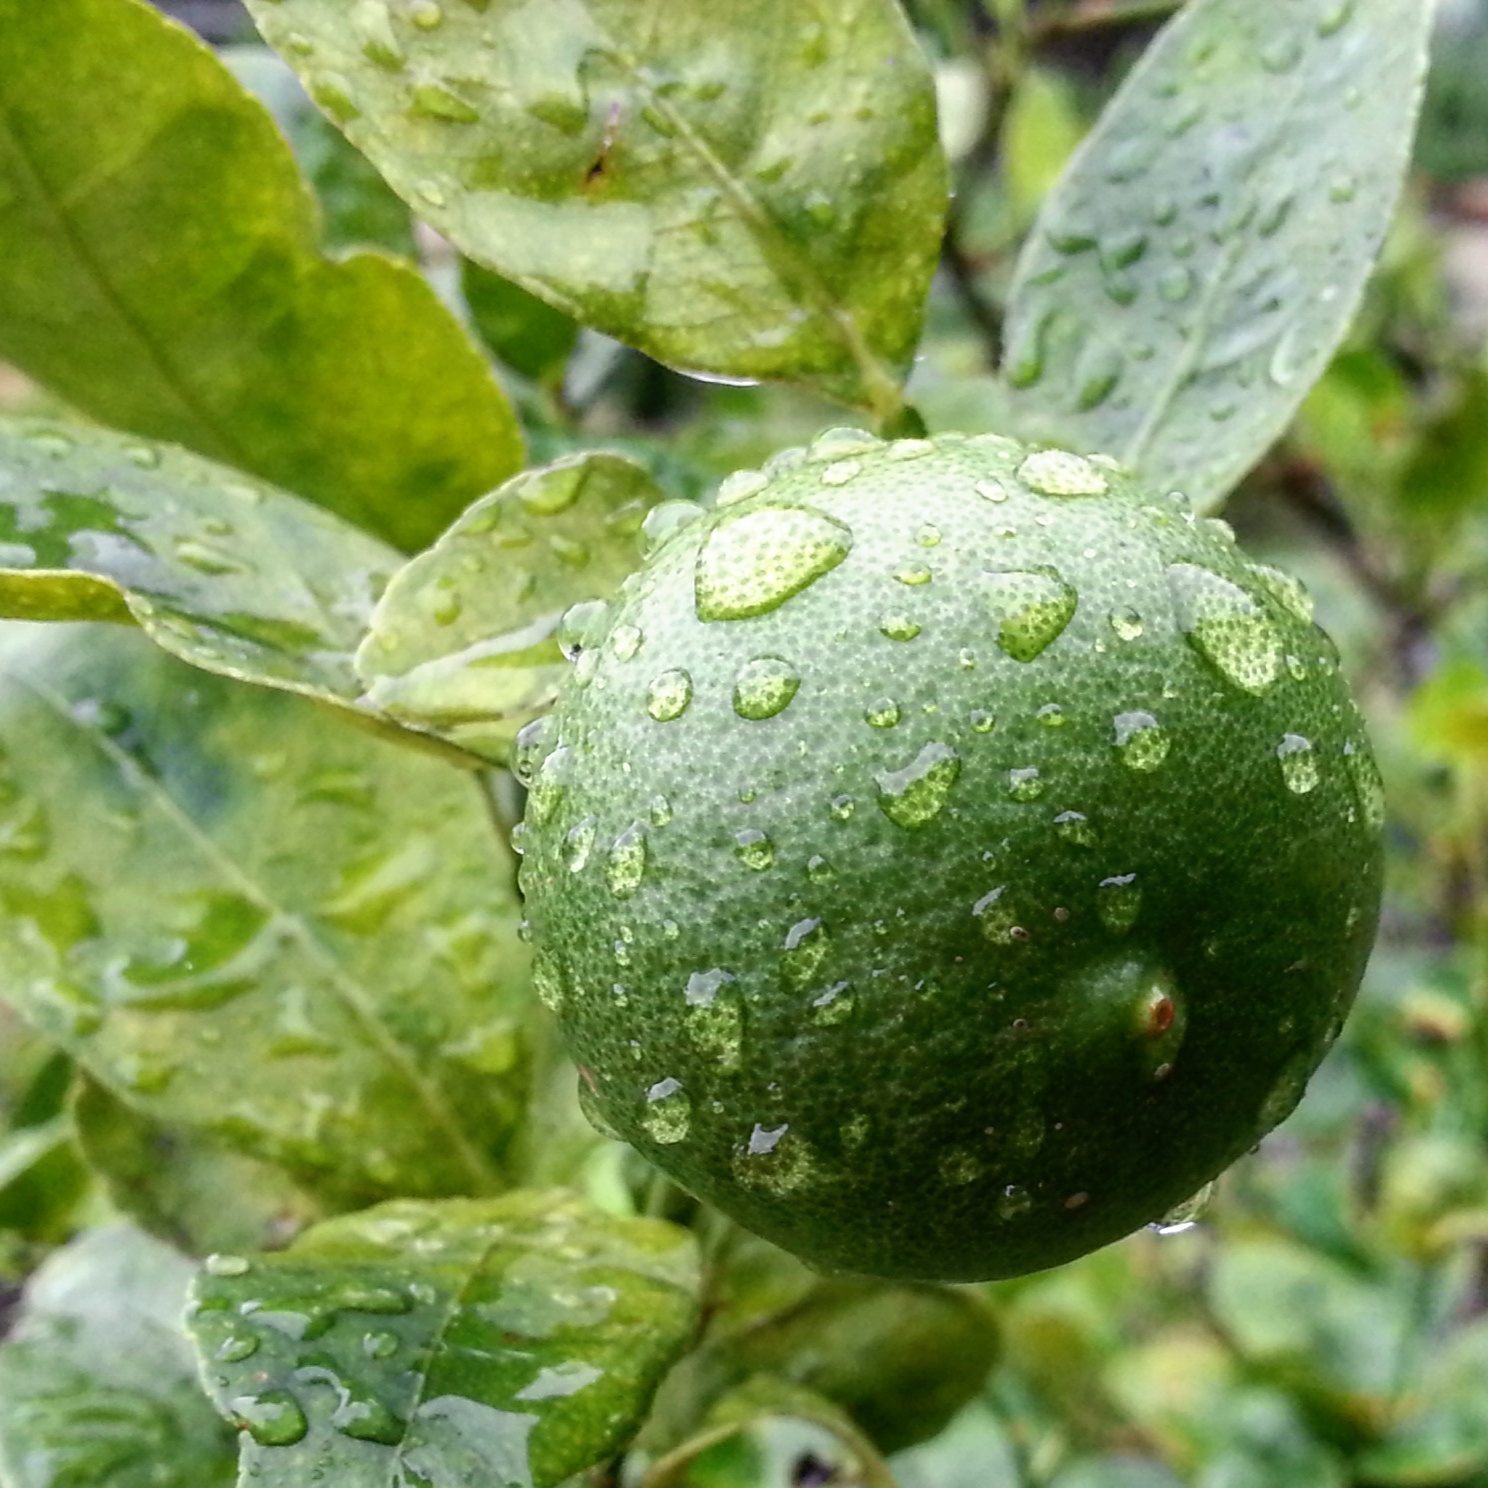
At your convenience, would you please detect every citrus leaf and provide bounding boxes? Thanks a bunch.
[72,1074,329,1258]
[0,416,407,720]
[1000,0,1435,511]
[0,1225,239,1488]
[241,0,948,422]
[0,623,530,1210]
[0,0,522,552]
[185,1191,700,1488]
[355,452,671,763]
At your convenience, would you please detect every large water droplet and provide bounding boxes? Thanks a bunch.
[695,505,853,621]
[1113,711,1170,771]
[231,1390,309,1447]
[983,569,1078,661]
[605,823,647,897]
[733,656,802,719]
[1167,563,1282,693]
[734,829,775,871]
[874,742,961,829]
[809,427,880,461]
[1277,734,1319,794]
[715,470,769,507]
[1150,1181,1214,1235]
[864,698,901,729]
[646,669,693,722]
[643,1078,691,1143]
[512,715,557,786]
[565,816,597,873]
[1019,449,1109,497]
[1008,767,1044,801]
[782,917,828,987]
[1097,874,1142,934]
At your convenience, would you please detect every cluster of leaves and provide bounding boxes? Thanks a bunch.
[0,0,1480,1484]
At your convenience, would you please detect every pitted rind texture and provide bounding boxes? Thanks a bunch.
[519,431,1384,1282]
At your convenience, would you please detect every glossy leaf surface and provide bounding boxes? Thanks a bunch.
[0,623,529,1208]
[0,1225,238,1488]
[243,0,948,419]
[187,1191,700,1488]
[1001,0,1434,510]
[0,417,400,716]
[356,453,668,762]
[0,0,522,550]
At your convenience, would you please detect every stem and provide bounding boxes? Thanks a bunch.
[1029,0,1183,42]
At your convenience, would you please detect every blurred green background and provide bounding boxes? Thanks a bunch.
[6,1,1488,1484]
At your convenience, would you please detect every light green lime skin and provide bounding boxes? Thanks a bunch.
[519,431,1384,1282]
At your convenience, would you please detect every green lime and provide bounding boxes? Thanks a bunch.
[519,429,1384,1281]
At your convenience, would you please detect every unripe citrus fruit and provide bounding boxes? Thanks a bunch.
[518,428,1384,1281]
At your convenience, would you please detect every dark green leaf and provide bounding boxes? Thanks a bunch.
[462,261,580,387]
[1001,0,1434,510]
[0,623,530,1209]
[72,1074,328,1257]
[242,0,948,421]
[0,0,522,551]
[356,453,669,761]
[0,1225,238,1488]
[186,1191,700,1488]
[0,416,404,720]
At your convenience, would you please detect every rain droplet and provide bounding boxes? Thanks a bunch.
[983,568,1078,661]
[894,562,933,586]
[997,1185,1032,1219]
[695,505,853,621]
[917,523,942,547]
[1109,607,1144,641]
[643,1078,691,1144]
[1097,874,1142,934]
[812,981,854,1024]
[807,854,834,883]
[1113,710,1170,771]
[734,829,775,871]
[1150,1181,1214,1235]
[1007,767,1044,801]
[646,669,693,722]
[565,816,597,873]
[733,656,802,719]
[1158,266,1195,303]
[605,823,647,897]
[557,599,608,661]
[829,794,856,821]
[610,624,643,661]
[641,500,706,556]
[782,917,828,986]
[231,1390,309,1447]
[716,470,770,507]
[973,886,1022,944]
[975,477,1010,503]
[1037,703,1067,728]
[1055,810,1095,846]
[879,612,922,641]
[1318,0,1355,35]
[819,459,862,486]
[969,709,995,734]
[1167,563,1282,693]
[874,742,961,829]
[649,794,673,826]
[205,1253,251,1278]
[217,1334,260,1362]
[1019,449,1109,497]
[1344,742,1385,832]
[810,427,880,460]
[1246,563,1314,624]
[864,698,901,729]
[1276,734,1319,794]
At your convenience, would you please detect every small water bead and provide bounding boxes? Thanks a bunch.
[997,1185,1032,1219]
[643,1078,691,1144]
[1167,563,1283,694]
[1276,734,1319,794]
[732,655,802,720]
[1344,742,1386,831]
[782,917,829,986]
[231,1390,309,1447]
[649,794,673,826]
[605,824,647,897]
[640,500,706,556]
[646,669,693,722]
[829,794,856,820]
[217,1334,260,1363]
[695,504,853,621]
[974,886,1022,944]
[685,968,734,1005]
[1285,654,1307,682]
[959,648,977,669]
[1037,703,1066,728]
[864,698,901,729]
[809,427,881,460]
[983,569,1078,661]
[879,612,922,641]
[807,854,834,883]
[1150,1181,1214,1235]
[1007,767,1044,802]
[1113,710,1169,771]
[1018,449,1109,497]
[735,829,775,871]
[557,599,609,661]
[874,742,961,829]
[512,715,557,785]
[609,624,643,661]
[1097,874,1142,934]
[889,438,936,461]
[564,816,597,873]
[1109,607,1144,642]
[969,709,995,734]
[916,524,942,547]
[894,563,933,586]
[205,1253,251,1278]
[716,470,770,507]
[975,478,1010,503]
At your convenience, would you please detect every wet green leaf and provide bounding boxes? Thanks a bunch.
[0,0,522,551]
[356,452,668,761]
[1001,0,1434,510]
[242,0,948,421]
[72,1073,328,1257]
[0,1225,238,1488]
[0,416,407,722]
[0,623,530,1209]
[186,1190,700,1488]
[0,1112,91,1244]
